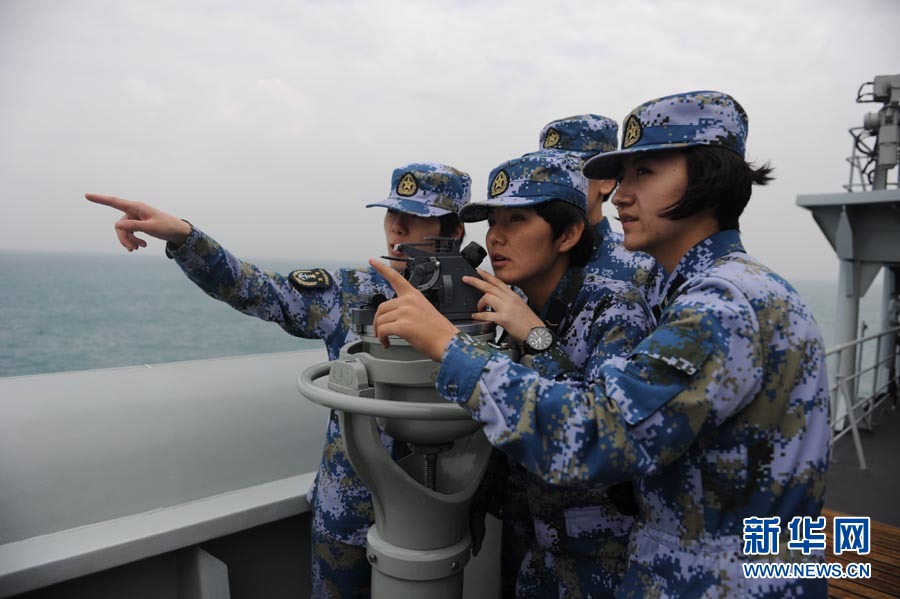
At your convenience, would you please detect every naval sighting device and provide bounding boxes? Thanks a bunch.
[299,237,510,599]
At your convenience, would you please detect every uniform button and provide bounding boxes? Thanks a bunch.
[447,383,458,394]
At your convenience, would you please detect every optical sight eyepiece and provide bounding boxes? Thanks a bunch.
[461,242,487,269]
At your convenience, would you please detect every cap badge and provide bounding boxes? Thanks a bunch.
[489,170,509,198]
[543,128,561,148]
[623,115,642,149]
[397,172,418,197]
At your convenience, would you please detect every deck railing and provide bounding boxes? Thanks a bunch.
[826,325,900,469]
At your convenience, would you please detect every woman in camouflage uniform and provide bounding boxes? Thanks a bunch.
[538,114,664,308]
[85,161,470,599]
[368,92,831,598]
[377,150,654,598]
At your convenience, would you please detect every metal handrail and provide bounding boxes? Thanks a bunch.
[826,325,900,354]
[825,325,900,469]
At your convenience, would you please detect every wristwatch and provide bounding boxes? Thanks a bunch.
[524,326,555,354]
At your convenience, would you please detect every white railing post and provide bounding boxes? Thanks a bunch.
[826,325,900,469]
[839,368,868,470]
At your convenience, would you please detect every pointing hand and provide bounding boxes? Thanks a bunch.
[85,193,192,251]
[369,258,459,361]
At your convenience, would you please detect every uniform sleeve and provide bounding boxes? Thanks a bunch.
[436,276,761,487]
[529,284,653,382]
[165,226,343,342]
[524,344,576,380]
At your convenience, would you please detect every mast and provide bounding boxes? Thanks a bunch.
[798,74,900,469]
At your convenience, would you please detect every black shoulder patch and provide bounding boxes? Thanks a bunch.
[289,268,333,290]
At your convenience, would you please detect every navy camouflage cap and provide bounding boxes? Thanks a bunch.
[583,91,749,179]
[366,162,471,217]
[539,114,619,160]
[459,151,587,223]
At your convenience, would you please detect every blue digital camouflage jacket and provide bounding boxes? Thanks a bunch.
[501,266,653,598]
[167,227,392,546]
[436,229,831,598]
[588,217,664,308]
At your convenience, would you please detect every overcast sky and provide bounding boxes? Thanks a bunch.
[1,0,898,282]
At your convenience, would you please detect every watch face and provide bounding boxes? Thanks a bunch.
[526,327,554,352]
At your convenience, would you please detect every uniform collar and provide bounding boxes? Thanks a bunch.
[594,216,612,237]
[657,229,745,315]
[590,217,612,260]
[539,265,585,333]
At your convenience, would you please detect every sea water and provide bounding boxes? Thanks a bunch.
[0,249,888,378]
[1,250,340,377]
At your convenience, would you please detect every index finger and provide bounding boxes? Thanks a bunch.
[85,193,135,213]
[462,275,497,294]
[474,268,517,296]
[369,258,417,295]
[475,268,506,286]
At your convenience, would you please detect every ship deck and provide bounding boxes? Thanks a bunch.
[824,508,900,598]
[824,396,900,598]
[824,399,900,528]
[2,350,899,598]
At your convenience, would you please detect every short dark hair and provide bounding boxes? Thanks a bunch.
[533,200,596,267]
[660,146,774,231]
[438,213,465,240]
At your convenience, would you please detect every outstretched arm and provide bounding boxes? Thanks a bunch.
[88,193,354,347]
[85,193,191,251]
